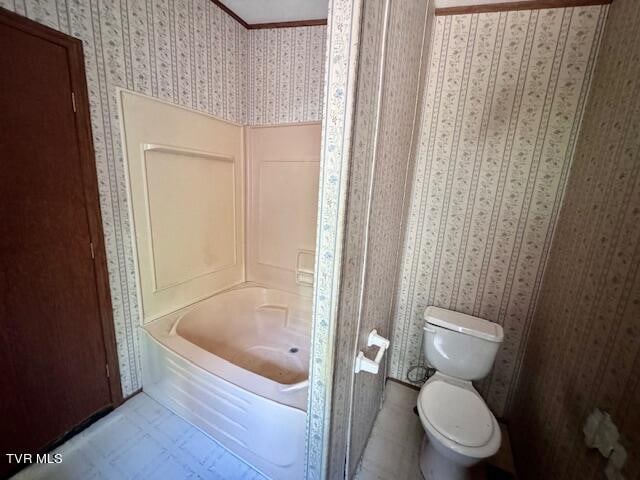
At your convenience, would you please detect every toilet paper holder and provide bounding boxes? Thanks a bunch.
[354,329,390,374]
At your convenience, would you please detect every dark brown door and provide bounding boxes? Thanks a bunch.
[0,8,121,477]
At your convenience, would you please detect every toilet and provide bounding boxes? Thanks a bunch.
[417,306,504,480]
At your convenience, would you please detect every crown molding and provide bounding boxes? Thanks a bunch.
[435,0,612,16]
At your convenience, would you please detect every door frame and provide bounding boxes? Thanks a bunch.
[0,7,123,406]
[304,0,364,478]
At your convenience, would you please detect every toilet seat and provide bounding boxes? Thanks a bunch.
[421,379,493,447]
[417,376,501,459]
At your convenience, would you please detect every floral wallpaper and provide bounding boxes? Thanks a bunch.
[389,5,609,417]
[339,0,433,476]
[325,0,389,476]
[510,0,640,477]
[2,0,326,397]
[304,0,364,477]
[248,26,326,125]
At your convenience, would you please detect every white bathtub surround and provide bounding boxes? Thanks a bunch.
[119,92,324,322]
[142,285,311,479]
[119,87,321,477]
[119,91,246,321]
[245,123,322,296]
[12,393,265,480]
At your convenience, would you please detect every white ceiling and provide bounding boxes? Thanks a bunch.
[220,0,328,24]
[221,0,546,25]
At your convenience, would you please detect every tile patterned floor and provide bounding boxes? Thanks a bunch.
[12,393,266,480]
[355,381,424,480]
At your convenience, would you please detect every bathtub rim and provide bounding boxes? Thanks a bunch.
[142,282,310,411]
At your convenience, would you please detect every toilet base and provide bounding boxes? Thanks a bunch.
[419,435,486,480]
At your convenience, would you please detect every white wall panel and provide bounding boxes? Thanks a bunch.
[120,91,244,321]
[245,123,321,295]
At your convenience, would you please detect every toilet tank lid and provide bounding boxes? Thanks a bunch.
[423,307,504,343]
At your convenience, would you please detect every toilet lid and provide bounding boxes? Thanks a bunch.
[420,380,494,447]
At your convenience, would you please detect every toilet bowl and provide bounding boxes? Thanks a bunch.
[417,307,504,479]
[417,373,500,479]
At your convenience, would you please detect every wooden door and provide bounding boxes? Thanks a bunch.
[0,8,121,477]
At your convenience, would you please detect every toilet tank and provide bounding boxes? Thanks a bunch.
[422,307,503,381]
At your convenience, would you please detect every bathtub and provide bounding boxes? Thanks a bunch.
[141,285,311,479]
